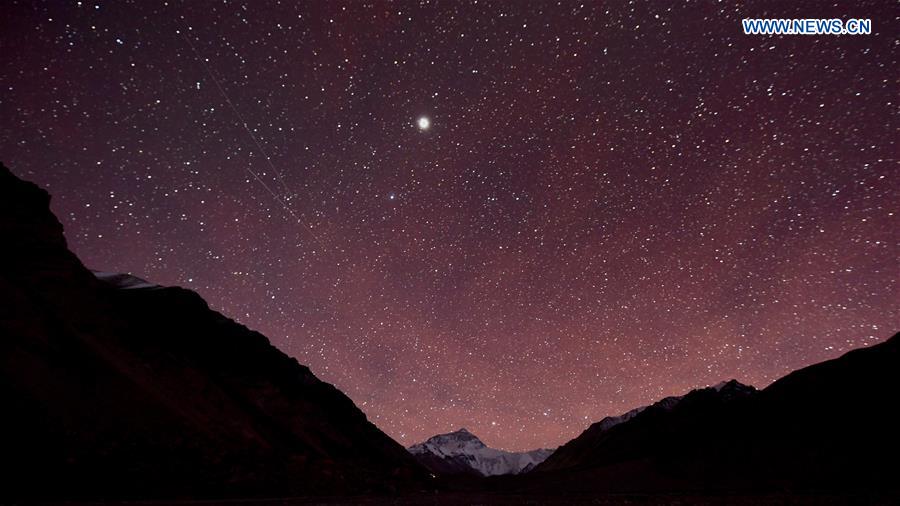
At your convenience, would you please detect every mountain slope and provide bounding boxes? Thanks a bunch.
[536,380,756,474]
[528,336,900,492]
[409,428,553,476]
[0,163,428,500]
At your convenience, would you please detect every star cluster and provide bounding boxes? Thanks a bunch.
[1,1,897,451]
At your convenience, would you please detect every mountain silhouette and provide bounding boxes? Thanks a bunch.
[0,163,429,500]
[526,334,899,493]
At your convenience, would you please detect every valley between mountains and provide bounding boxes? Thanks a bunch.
[2,163,897,503]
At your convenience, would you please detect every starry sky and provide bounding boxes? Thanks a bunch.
[1,1,897,451]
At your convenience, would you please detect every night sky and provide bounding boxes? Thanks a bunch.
[1,1,897,451]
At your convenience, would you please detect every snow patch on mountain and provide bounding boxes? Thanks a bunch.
[93,271,161,290]
[594,394,684,432]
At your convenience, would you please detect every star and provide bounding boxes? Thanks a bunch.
[2,0,894,454]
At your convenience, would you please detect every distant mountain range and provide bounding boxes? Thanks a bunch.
[408,428,553,476]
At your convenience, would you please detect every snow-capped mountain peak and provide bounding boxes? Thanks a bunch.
[408,429,553,476]
[408,428,487,457]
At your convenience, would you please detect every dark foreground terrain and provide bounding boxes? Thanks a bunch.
[36,492,900,506]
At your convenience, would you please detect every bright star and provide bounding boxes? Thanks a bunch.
[417,116,430,130]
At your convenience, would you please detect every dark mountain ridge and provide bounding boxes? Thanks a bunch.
[526,334,900,493]
[536,379,757,473]
[0,163,429,500]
